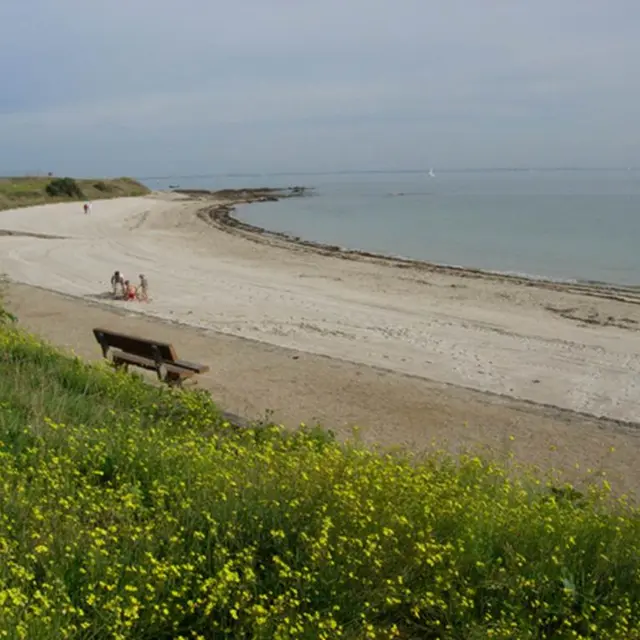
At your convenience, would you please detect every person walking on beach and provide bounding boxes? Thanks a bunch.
[83,203,89,215]
[137,274,149,301]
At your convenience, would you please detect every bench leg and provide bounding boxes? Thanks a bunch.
[165,372,184,388]
[164,372,199,388]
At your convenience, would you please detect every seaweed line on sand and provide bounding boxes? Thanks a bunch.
[183,188,640,307]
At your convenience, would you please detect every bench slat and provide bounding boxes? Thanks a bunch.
[93,328,177,362]
[172,359,210,373]
[112,351,196,378]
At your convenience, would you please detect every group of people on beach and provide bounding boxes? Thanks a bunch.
[110,271,149,302]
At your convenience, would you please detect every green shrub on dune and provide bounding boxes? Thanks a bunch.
[45,177,85,199]
[0,176,150,211]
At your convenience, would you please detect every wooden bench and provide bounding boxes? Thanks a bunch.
[93,328,210,387]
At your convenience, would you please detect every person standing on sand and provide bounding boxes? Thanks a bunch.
[83,203,89,215]
[137,274,149,301]
[110,270,125,297]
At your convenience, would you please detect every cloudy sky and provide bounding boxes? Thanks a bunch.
[1,1,639,176]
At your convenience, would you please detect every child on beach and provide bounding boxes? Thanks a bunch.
[124,280,137,301]
[137,274,149,301]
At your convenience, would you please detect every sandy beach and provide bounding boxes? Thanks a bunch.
[2,191,640,491]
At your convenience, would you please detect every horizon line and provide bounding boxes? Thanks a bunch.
[136,167,637,181]
[2,167,636,181]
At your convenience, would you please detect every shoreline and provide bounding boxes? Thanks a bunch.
[179,188,640,305]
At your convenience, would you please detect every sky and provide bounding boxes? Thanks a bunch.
[1,1,639,177]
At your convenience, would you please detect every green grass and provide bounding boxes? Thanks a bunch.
[0,307,640,638]
[0,176,150,211]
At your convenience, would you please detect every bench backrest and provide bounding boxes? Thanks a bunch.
[93,328,177,362]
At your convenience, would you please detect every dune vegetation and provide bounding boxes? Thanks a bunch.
[0,176,149,211]
[0,298,639,639]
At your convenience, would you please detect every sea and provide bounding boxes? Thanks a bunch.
[142,170,640,288]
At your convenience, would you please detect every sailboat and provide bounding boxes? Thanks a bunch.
[428,168,435,178]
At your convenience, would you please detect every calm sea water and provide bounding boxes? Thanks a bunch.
[144,171,640,287]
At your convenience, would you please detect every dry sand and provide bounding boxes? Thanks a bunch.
[2,192,640,493]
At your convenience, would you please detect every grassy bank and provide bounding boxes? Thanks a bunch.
[0,312,640,638]
[0,176,149,211]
